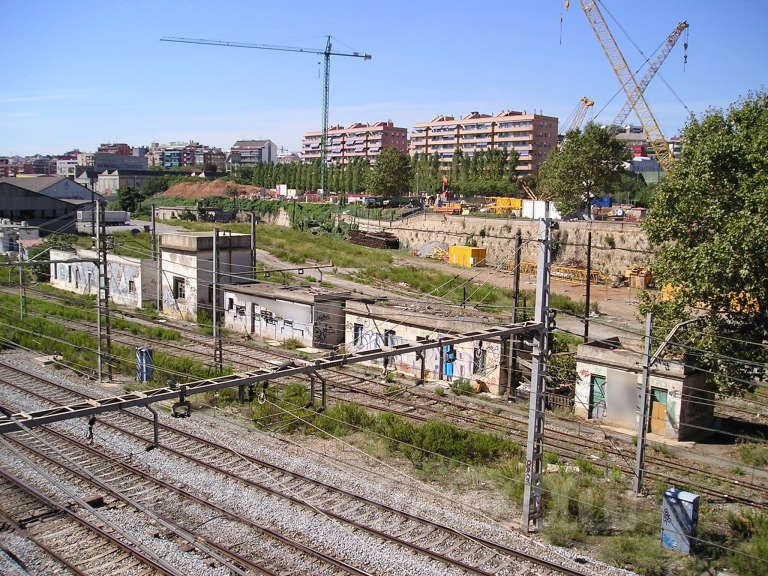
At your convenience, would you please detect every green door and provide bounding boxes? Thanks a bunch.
[589,375,606,419]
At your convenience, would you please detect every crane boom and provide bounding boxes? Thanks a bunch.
[566,96,595,133]
[160,36,371,191]
[579,0,674,173]
[611,21,688,127]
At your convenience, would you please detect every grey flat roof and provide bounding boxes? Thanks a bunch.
[221,282,348,304]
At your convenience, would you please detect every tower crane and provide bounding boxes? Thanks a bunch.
[611,21,688,128]
[579,1,675,173]
[160,36,371,192]
[566,96,595,133]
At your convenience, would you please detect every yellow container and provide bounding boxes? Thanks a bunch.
[449,246,487,267]
[496,197,522,210]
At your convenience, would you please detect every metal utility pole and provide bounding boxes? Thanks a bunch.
[522,218,553,532]
[508,230,522,400]
[17,251,24,319]
[151,205,156,261]
[212,228,222,373]
[95,202,112,382]
[584,230,592,341]
[634,312,654,493]
[250,212,256,279]
[634,315,700,493]
[160,36,371,192]
[96,204,102,382]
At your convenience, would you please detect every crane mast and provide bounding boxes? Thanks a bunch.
[579,0,675,173]
[611,21,689,127]
[161,36,371,192]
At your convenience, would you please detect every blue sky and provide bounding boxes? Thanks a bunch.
[1,0,766,156]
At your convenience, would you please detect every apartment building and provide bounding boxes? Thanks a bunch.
[97,143,132,156]
[409,110,558,175]
[228,139,278,167]
[146,141,226,170]
[301,121,408,165]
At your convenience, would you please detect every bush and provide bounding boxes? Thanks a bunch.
[281,337,303,350]
[728,511,768,576]
[604,234,616,249]
[600,534,668,576]
[738,441,768,469]
[450,378,475,396]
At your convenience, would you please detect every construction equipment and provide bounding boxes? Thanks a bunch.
[566,96,595,132]
[160,36,371,192]
[579,1,675,173]
[611,21,689,127]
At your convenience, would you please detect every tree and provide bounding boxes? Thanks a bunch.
[116,186,145,213]
[538,123,630,217]
[640,91,768,395]
[366,146,411,197]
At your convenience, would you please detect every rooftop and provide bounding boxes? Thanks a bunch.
[221,282,349,305]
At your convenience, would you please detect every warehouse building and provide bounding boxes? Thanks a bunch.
[574,340,714,441]
[159,231,252,321]
[222,283,348,349]
[0,176,99,233]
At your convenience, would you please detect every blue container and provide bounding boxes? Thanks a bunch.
[661,488,699,554]
[136,346,154,383]
[590,196,612,208]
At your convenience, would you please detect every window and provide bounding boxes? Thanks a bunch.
[227,297,234,310]
[74,270,79,289]
[235,305,246,316]
[128,280,136,293]
[353,323,363,346]
[52,264,57,279]
[67,266,72,283]
[173,277,185,299]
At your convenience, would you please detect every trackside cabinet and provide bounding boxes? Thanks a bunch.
[661,488,699,554]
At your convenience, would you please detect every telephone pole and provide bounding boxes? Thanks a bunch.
[584,230,592,341]
[96,202,113,382]
[212,228,223,373]
[521,218,553,532]
[634,312,654,493]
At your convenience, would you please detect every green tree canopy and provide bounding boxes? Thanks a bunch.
[538,123,630,216]
[366,146,412,197]
[641,91,768,395]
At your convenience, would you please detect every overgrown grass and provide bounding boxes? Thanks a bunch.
[738,441,768,469]
[251,382,521,467]
[0,292,224,383]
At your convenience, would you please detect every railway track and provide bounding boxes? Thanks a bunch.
[0,358,594,576]
[3,300,768,511]
[0,465,178,576]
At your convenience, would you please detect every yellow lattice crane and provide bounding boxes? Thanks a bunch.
[566,96,595,133]
[579,1,675,173]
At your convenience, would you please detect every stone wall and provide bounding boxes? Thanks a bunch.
[349,213,653,277]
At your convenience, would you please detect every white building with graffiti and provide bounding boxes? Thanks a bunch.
[49,247,156,308]
[574,341,714,441]
[344,301,510,394]
[221,283,348,349]
[159,231,252,321]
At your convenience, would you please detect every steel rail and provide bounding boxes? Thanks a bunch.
[0,467,180,576]
[1,371,591,576]
[4,426,370,576]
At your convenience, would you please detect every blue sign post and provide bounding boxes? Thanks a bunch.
[661,488,699,554]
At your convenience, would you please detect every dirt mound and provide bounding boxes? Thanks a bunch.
[160,180,265,200]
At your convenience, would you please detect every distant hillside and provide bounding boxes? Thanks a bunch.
[160,179,265,200]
